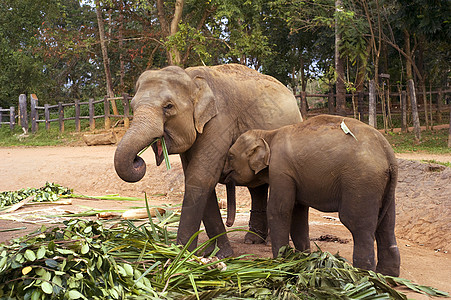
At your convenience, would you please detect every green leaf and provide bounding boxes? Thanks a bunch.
[45,259,58,269]
[56,248,75,255]
[123,263,134,277]
[41,281,53,294]
[24,249,36,262]
[36,246,46,259]
[81,243,89,255]
[0,255,7,270]
[31,289,41,300]
[68,290,85,299]
[83,226,92,234]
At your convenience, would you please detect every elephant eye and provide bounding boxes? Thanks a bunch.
[164,103,174,110]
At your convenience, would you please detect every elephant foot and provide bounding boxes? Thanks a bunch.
[201,241,234,259]
[376,245,400,277]
[244,230,267,244]
[246,209,268,244]
[215,246,234,259]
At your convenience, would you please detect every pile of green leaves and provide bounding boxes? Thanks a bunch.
[0,216,448,300]
[0,183,72,208]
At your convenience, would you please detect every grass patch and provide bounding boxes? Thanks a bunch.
[0,118,113,147]
[384,128,451,154]
[421,159,451,168]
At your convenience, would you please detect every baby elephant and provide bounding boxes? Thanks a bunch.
[224,115,400,276]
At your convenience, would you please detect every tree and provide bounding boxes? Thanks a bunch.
[156,0,184,65]
[95,0,118,114]
[335,0,347,116]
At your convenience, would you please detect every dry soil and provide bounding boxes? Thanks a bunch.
[0,145,450,299]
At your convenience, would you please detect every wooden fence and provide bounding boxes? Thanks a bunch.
[13,93,132,134]
[295,85,451,131]
[3,84,450,134]
[0,106,15,131]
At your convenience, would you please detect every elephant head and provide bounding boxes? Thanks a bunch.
[224,130,270,187]
[114,66,218,182]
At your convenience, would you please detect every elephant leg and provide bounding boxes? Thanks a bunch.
[177,184,211,252]
[245,184,269,244]
[349,231,376,271]
[290,204,310,252]
[267,177,296,258]
[339,197,378,271]
[177,141,233,257]
[202,189,234,259]
[375,199,400,276]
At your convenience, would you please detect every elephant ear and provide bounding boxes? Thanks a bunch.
[192,76,218,134]
[249,138,270,174]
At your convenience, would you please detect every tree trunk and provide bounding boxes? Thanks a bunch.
[417,40,429,130]
[404,29,413,119]
[429,82,433,129]
[448,101,451,148]
[95,0,118,115]
[437,89,443,124]
[368,80,377,128]
[401,90,407,133]
[355,43,372,93]
[300,53,306,92]
[381,82,387,132]
[118,4,125,92]
[335,0,346,117]
[408,79,421,142]
[157,0,184,66]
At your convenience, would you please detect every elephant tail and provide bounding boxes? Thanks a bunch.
[376,162,398,229]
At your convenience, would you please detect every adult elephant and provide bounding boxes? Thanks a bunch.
[114,64,302,257]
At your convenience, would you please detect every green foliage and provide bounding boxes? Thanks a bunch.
[0,182,72,209]
[0,184,448,299]
[0,0,450,109]
[0,217,448,299]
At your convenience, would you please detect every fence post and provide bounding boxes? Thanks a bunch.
[104,96,111,130]
[328,92,335,115]
[401,91,407,133]
[368,80,377,128]
[19,94,28,133]
[299,91,308,120]
[357,92,364,120]
[407,79,421,142]
[30,94,38,133]
[448,99,451,148]
[10,107,15,131]
[58,102,64,133]
[437,89,443,124]
[122,93,130,129]
[89,98,95,131]
[75,99,81,132]
[44,104,50,131]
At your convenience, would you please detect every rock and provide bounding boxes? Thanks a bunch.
[83,132,117,146]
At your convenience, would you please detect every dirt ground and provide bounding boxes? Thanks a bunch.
[0,145,450,299]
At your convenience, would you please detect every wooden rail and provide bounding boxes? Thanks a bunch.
[295,87,450,129]
[15,93,132,134]
[0,106,15,131]
[7,85,450,135]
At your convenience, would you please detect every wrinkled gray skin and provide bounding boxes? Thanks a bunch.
[224,115,400,276]
[114,64,302,258]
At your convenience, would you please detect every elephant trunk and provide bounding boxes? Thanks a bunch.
[114,110,164,183]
